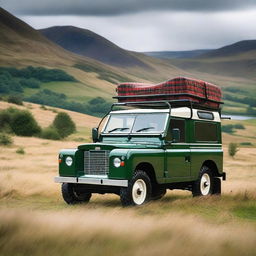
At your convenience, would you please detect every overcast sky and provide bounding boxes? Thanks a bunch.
[2,0,256,51]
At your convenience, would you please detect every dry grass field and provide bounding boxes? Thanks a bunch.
[0,102,256,256]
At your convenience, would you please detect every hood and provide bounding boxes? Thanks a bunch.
[78,142,162,151]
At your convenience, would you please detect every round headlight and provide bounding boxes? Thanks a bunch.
[65,156,73,166]
[113,157,121,168]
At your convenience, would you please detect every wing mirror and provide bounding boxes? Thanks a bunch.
[172,128,180,143]
[92,128,99,142]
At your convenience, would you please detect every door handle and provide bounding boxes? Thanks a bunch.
[185,156,190,163]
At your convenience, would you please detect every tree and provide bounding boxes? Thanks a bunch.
[228,142,239,158]
[53,112,76,138]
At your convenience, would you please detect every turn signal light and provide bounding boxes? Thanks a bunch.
[120,161,125,167]
[58,159,62,164]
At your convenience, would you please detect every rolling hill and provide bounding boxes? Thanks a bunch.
[0,7,191,100]
[0,7,255,116]
[40,26,149,68]
[143,49,213,59]
[169,40,256,79]
[199,40,256,59]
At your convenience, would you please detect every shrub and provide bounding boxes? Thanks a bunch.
[228,143,239,158]
[222,125,234,134]
[16,147,25,154]
[0,133,13,145]
[0,109,12,132]
[222,124,245,134]
[240,142,252,146]
[53,112,76,138]
[10,110,41,136]
[40,105,47,110]
[89,97,106,105]
[246,106,256,116]
[7,95,23,105]
[20,78,40,88]
[40,127,61,140]
[233,124,245,129]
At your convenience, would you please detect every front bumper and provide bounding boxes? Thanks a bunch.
[54,176,128,187]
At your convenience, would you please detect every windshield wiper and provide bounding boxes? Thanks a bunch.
[136,126,155,132]
[108,127,129,133]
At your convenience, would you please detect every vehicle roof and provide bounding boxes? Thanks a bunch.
[110,107,221,122]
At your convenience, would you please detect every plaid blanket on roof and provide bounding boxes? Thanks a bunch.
[116,77,222,109]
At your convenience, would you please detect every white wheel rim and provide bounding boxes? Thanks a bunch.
[200,173,211,195]
[132,179,147,205]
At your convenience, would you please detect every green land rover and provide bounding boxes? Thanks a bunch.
[55,101,226,206]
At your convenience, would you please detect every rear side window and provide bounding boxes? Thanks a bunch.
[166,119,185,142]
[195,122,217,141]
[197,111,214,120]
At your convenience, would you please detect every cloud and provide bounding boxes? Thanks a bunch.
[2,0,256,16]
[21,10,256,51]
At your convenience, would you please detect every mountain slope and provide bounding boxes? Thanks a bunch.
[39,26,149,68]
[199,40,256,59]
[169,40,256,79]
[0,8,81,67]
[143,49,213,59]
[0,8,191,101]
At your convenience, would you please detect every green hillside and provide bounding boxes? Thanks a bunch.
[0,8,190,110]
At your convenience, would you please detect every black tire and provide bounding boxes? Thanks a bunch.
[151,187,166,200]
[213,177,221,195]
[192,166,213,197]
[120,170,152,206]
[61,183,92,204]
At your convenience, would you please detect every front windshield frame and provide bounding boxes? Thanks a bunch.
[102,112,169,135]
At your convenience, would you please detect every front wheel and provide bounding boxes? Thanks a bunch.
[192,166,213,196]
[61,183,92,204]
[120,171,152,206]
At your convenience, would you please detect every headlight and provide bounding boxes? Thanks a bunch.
[65,156,73,166]
[113,157,121,168]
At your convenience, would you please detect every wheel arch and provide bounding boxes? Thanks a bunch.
[135,162,158,186]
[202,160,220,177]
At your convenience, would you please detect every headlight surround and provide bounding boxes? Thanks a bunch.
[113,157,121,168]
[65,156,73,166]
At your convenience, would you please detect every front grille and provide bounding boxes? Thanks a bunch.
[84,150,110,175]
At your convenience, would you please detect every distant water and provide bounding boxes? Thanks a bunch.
[222,115,255,120]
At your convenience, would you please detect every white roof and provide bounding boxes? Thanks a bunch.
[110,107,220,122]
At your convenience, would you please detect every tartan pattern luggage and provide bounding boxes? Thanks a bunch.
[115,77,222,109]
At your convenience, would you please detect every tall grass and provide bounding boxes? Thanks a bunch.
[0,209,256,256]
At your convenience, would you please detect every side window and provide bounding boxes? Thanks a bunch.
[166,119,185,142]
[195,122,217,141]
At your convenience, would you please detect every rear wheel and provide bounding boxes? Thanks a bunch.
[192,166,213,196]
[120,170,152,206]
[61,183,92,204]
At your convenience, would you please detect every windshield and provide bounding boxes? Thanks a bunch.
[103,113,168,134]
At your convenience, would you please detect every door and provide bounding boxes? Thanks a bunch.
[165,119,191,180]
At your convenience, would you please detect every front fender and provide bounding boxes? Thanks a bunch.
[108,149,165,182]
[59,149,83,177]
